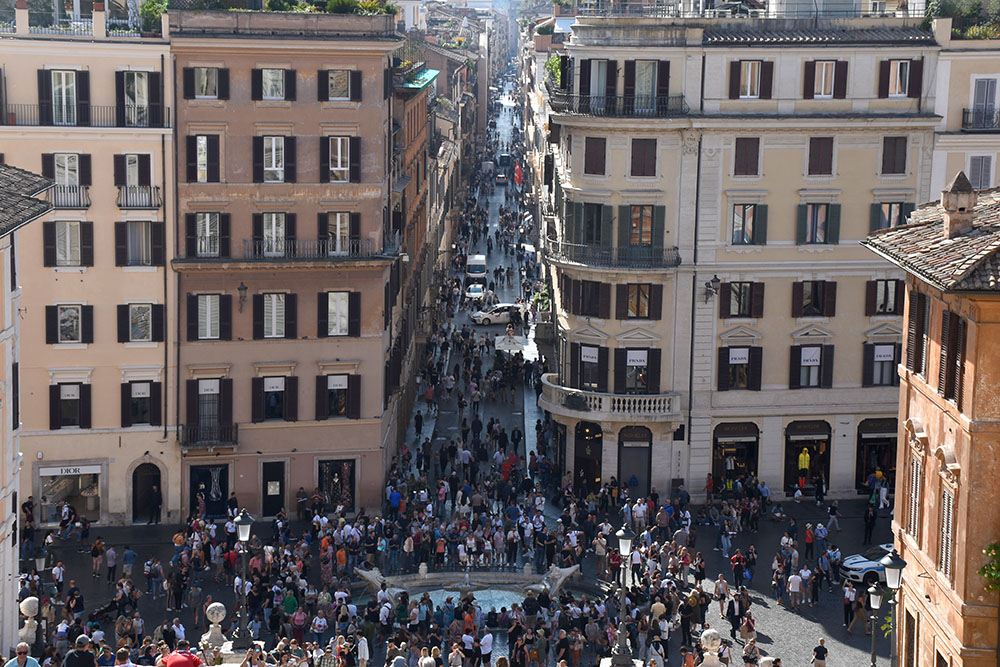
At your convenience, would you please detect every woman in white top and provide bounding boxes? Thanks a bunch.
[715,575,731,618]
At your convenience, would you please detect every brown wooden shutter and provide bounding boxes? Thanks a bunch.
[151,304,164,342]
[750,282,765,318]
[578,59,591,97]
[319,136,330,182]
[252,137,264,182]
[284,376,298,422]
[218,378,233,427]
[862,343,875,387]
[647,348,661,394]
[315,375,329,420]
[349,136,361,182]
[728,61,741,99]
[251,69,263,100]
[648,284,663,320]
[78,384,92,429]
[206,135,220,182]
[252,294,264,339]
[719,283,732,319]
[598,283,611,319]
[37,70,53,125]
[614,348,627,393]
[347,375,361,419]
[569,342,580,389]
[117,304,129,343]
[285,69,297,101]
[284,136,296,183]
[49,385,61,430]
[908,58,923,99]
[217,69,230,100]
[820,345,835,388]
[803,61,816,99]
[186,295,198,341]
[877,61,890,98]
[318,70,329,101]
[865,281,878,316]
[734,138,759,176]
[748,347,763,391]
[808,137,833,175]
[348,292,362,336]
[596,347,609,393]
[350,70,362,102]
[717,347,730,391]
[251,377,264,423]
[789,345,802,389]
[823,281,837,317]
[186,136,197,182]
[121,383,132,428]
[219,295,233,340]
[81,306,93,344]
[149,382,162,426]
[615,284,628,320]
[317,293,329,338]
[284,293,297,339]
[606,60,617,99]
[938,310,952,395]
[182,68,195,99]
[833,61,848,99]
[185,214,197,257]
[791,282,804,318]
[42,221,56,266]
[760,61,774,99]
[954,317,966,409]
[894,280,905,316]
[623,60,636,110]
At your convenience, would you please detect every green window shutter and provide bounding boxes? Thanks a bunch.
[652,205,665,250]
[900,202,915,225]
[564,200,576,244]
[618,205,631,249]
[869,203,883,233]
[601,205,614,248]
[753,205,768,244]
[574,202,585,246]
[796,204,808,245]
[826,204,841,244]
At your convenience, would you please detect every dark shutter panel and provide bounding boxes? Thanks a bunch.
[869,203,883,233]
[113,154,126,186]
[285,69,297,101]
[186,294,198,341]
[596,347,609,393]
[383,67,390,99]
[182,68,195,99]
[78,154,92,186]
[728,61,741,99]
[252,136,264,183]
[317,70,329,101]
[49,385,61,430]
[149,382,162,426]
[315,375,329,420]
[75,72,90,127]
[350,70,362,102]
[601,204,613,249]
[791,282,804,318]
[569,342,580,389]
[80,222,94,267]
[615,284,628,320]
[789,346,802,389]
[185,214,197,257]
[827,204,841,244]
[795,205,807,244]
[719,283,732,319]
[647,348,661,394]
[252,214,263,245]
[251,377,264,423]
[833,61,848,99]
[748,347,763,391]
[217,69,230,100]
[894,343,903,386]
[347,375,361,419]
[151,223,165,266]
[319,136,330,183]
[652,205,665,251]
[115,71,126,127]
[862,343,875,387]
[285,213,297,245]
[578,59,591,97]
[895,280,906,316]
[152,304,164,342]
[317,213,329,249]
[877,61,890,98]
[37,70,53,125]
[760,61,774,99]
[571,278,583,316]
[81,305,93,344]
[900,202,915,224]
[751,282,765,318]
[954,318,966,409]
[43,221,56,266]
[41,154,54,179]
[559,55,569,90]
[117,304,129,343]
[284,137,296,183]
[908,58,923,99]
[649,284,663,320]
[820,345,835,388]
[657,60,670,97]
[614,348,627,393]
[348,291,362,337]
[623,60,636,114]
[802,61,816,99]
[284,376,298,422]
[543,154,553,185]
[78,384,91,429]
[617,205,630,250]
[219,295,232,340]
[823,281,837,317]
[317,292,329,338]
[598,283,611,319]
[284,293,297,339]
[185,136,197,182]
[138,154,151,186]
[865,280,878,316]
[252,294,264,339]
[349,213,361,243]
[207,135,220,182]
[219,378,233,425]
[605,60,617,99]
[938,311,951,395]
[219,214,231,258]
[717,348,730,391]
[349,136,361,183]
[121,383,132,427]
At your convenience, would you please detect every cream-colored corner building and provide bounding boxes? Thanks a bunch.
[532,14,941,500]
[0,6,178,525]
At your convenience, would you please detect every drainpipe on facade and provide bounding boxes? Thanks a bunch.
[685,136,703,485]
[161,51,169,441]
[171,54,182,446]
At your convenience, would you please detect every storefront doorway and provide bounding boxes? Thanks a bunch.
[712,422,760,485]
[39,464,102,524]
[131,463,161,524]
[618,426,652,498]
[318,459,356,513]
[189,464,229,519]
[261,461,286,517]
[856,418,897,495]
[574,421,603,496]
[783,420,832,495]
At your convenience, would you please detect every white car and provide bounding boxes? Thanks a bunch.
[465,283,485,301]
[471,303,521,326]
[840,543,895,585]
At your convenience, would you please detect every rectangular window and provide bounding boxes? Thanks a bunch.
[263,376,285,420]
[328,70,351,100]
[579,280,602,318]
[580,345,600,391]
[907,455,922,540]
[196,212,220,258]
[630,138,656,177]
[728,347,750,389]
[882,136,907,175]
[57,305,82,343]
[873,279,898,315]
[261,69,285,100]
[805,203,829,244]
[729,281,753,318]
[801,281,825,316]
[55,220,81,266]
[627,284,650,319]
[889,60,910,97]
[194,67,219,99]
[263,212,285,257]
[263,293,286,339]
[938,310,967,407]
[263,136,285,182]
[584,137,606,175]
[197,294,220,340]
[877,202,907,230]
[126,220,152,266]
[904,612,919,667]
[624,349,648,394]
[129,303,152,342]
[196,136,209,183]
[327,374,349,417]
[51,70,77,126]
[634,60,657,115]
[197,379,220,430]
[327,212,351,255]
[125,154,141,187]
[970,155,993,190]
[814,60,835,98]
[327,292,349,336]
[734,138,759,176]
[740,60,760,98]
[123,71,149,127]
[630,205,653,246]
[59,383,81,427]
[329,136,350,183]
[54,154,79,187]
[799,345,822,387]
[939,487,955,581]
[808,137,834,176]
[906,291,930,375]
[581,203,603,245]
[872,343,897,386]
[129,381,151,425]
[732,204,757,245]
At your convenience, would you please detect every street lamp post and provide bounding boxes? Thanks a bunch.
[879,549,908,667]
[612,523,636,667]
[868,585,884,667]
[231,509,254,650]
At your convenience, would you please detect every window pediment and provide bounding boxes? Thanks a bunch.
[790,323,832,342]
[720,325,762,345]
[617,327,661,344]
[569,323,608,341]
[864,322,903,343]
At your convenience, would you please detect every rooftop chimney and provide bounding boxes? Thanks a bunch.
[942,170,977,239]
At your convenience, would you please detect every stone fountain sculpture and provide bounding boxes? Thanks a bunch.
[354,566,404,601]
[201,602,227,649]
[18,597,39,645]
[696,628,723,667]
[526,563,580,596]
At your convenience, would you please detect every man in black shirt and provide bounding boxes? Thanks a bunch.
[554,630,570,664]
[63,635,97,667]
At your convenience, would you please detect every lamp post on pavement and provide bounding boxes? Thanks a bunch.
[868,585,884,667]
[879,549,907,667]
[612,523,636,667]
[231,509,254,650]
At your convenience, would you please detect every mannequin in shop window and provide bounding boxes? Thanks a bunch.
[798,448,811,488]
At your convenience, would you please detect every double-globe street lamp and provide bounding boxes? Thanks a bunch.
[609,523,636,667]
[231,509,254,650]
[868,548,908,667]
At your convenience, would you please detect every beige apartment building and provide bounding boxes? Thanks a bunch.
[532,14,939,499]
[170,10,404,518]
[0,5,178,526]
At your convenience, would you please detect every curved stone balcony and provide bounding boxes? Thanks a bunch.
[537,373,682,423]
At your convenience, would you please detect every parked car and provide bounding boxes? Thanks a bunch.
[471,303,521,326]
[465,282,486,301]
[840,543,895,585]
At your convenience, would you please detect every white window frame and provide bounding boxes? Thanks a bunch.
[874,279,897,314]
[54,154,79,187]
[970,155,993,190]
[329,136,350,183]
[129,303,153,342]
[263,136,285,183]
[328,211,350,256]
[125,154,141,187]
[196,136,209,183]
[740,60,760,99]
[261,68,285,101]
[197,294,220,340]
[51,70,77,126]
[814,60,835,99]
[327,292,349,336]
[328,70,351,101]
[55,220,81,266]
[732,203,757,245]
[889,60,910,98]
[799,345,822,387]
[194,67,219,99]
[872,343,896,386]
[805,203,829,244]
[196,212,220,258]
[126,220,152,266]
[263,213,285,257]
[56,304,82,344]
[123,71,149,127]
[263,293,286,339]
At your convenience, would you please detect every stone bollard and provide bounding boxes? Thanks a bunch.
[201,602,227,648]
[418,562,428,578]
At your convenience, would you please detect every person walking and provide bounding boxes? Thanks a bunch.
[148,485,163,525]
[812,638,828,667]
[105,544,118,583]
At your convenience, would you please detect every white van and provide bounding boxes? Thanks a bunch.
[466,254,487,280]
